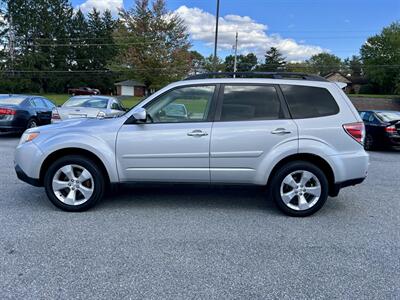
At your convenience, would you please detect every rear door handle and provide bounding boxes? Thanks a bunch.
[187,130,208,137]
[271,128,292,135]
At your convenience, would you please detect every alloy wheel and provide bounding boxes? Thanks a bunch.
[52,164,94,206]
[280,170,322,211]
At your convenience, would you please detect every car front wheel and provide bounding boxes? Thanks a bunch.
[44,155,105,212]
[270,161,329,217]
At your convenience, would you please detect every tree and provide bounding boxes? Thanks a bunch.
[306,53,343,76]
[224,53,258,72]
[361,22,400,94]
[344,55,363,77]
[286,62,312,73]
[203,55,225,72]
[258,47,286,72]
[115,0,191,89]
[189,50,205,74]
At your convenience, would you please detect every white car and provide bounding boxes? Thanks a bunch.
[15,72,369,216]
[51,96,126,122]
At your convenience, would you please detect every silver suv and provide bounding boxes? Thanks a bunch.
[15,73,369,216]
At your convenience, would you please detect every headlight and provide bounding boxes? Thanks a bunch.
[19,132,40,145]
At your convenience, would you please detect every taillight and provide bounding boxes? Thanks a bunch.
[343,122,365,144]
[385,125,397,134]
[0,108,16,115]
[51,108,61,120]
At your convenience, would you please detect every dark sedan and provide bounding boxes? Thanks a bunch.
[359,110,400,150]
[0,95,55,133]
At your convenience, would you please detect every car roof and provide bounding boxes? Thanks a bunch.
[169,78,336,89]
[360,110,400,113]
[68,95,116,100]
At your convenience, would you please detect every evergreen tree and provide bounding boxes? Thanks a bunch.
[258,47,286,72]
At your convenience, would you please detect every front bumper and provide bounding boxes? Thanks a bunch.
[15,164,41,187]
[14,141,44,186]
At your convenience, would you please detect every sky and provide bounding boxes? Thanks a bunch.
[71,0,400,61]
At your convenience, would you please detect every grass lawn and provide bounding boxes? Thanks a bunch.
[40,94,143,109]
[348,94,399,99]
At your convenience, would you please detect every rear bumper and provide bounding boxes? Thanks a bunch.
[0,119,26,132]
[329,177,365,197]
[15,164,41,187]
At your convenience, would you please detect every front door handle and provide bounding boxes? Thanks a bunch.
[187,130,208,137]
[271,128,292,135]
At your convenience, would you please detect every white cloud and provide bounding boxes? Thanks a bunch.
[77,0,123,16]
[175,6,327,61]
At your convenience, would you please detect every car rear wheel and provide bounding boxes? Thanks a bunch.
[44,155,105,212]
[270,161,329,217]
[26,118,38,129]
[364,134,375,151]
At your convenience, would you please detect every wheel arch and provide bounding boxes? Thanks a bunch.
[39,148,111,186]
[266,153,336,197]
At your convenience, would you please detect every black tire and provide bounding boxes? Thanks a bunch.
[364,134,375,151]
[44,155,105,212]
[270,161,329,217]
[26,118,38,129]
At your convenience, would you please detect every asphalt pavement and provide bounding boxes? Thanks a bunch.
[0,134,399,299]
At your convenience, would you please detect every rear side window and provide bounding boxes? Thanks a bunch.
[281,85,339,119]
[220,85,283,121]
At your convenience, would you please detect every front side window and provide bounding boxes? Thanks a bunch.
[281,85,339,119]
[220,85,283,121]
[145,85,215,123]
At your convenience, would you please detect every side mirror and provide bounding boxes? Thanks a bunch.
[132,108,147,122]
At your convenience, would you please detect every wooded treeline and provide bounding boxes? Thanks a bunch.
[0,0,399,95]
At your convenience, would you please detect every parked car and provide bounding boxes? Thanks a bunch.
[359,110,400,150]
[0,94,55,133]
[51,96,126,123]
[15,72,369,217]
[67,87,100,96]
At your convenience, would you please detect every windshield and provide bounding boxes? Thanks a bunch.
[376,112,400,122]
[0,97,26,105]
[63,97,108,109]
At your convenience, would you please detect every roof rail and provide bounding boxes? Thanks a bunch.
[185,72,328,82]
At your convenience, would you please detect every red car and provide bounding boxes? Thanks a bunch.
[68,87,100,96]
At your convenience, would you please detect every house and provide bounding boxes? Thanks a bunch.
[114,80,146,97]
[324,72,352,93]
[324,72,369,94]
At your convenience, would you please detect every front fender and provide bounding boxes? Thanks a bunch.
[35,133,119,182]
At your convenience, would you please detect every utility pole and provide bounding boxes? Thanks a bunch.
[213,0,220,71]
[8,11,15,87]
[233,32,238,74]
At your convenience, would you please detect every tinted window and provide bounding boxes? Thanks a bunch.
[111,101,124,110]
[281,85,339,119]
[145,85,215,123]
[31,98,46,108]
[220,85,282,121]
[42,99,55,109]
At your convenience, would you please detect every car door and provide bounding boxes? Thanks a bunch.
[210,84,298,184]
[31,97,51,125]
[116,84,218,182]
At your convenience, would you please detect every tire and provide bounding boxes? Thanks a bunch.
[270,161,329,217]
[44,155,105,212]
[26,118,38,129]
[364,134,375,151]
